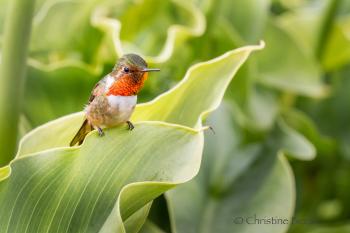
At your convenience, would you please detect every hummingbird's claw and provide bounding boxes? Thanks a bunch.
[97,127,105,137]
[127,121,134,131]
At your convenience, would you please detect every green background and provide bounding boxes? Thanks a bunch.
[0,0,349,232]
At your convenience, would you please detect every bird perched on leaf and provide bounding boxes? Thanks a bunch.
[70,54,160,146]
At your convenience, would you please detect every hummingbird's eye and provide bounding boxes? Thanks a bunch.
[123,67,130,73]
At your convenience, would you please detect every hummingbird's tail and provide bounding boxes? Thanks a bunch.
[70,119,93,146]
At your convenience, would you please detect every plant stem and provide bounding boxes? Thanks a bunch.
[0,0,36,166]
[315,0,342,60]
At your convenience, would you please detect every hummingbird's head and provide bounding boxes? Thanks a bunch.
[108,54,160,96]
[113,53,160,79]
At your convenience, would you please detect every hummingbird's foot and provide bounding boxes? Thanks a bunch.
[97,127,105,137]
[126,121,134,131]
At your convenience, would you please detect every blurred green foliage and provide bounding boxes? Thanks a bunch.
[0,0,350,232]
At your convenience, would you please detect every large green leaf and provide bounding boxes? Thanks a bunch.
[0,123,202,233]
[0,43,264,232]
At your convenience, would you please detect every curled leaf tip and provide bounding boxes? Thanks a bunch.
[258,40,266,49]
[202,126,215,134]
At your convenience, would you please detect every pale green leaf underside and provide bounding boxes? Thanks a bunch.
[0,43,264,232]
[0,123,202,233]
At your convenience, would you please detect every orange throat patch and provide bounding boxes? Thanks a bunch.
[107,73,148,96]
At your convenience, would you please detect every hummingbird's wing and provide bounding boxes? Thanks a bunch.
[88,78,107,103]
[88,83,99,103]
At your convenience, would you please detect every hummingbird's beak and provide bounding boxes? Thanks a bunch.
[141,68,160,72]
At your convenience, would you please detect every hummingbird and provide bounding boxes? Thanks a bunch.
[70,54,160,146]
